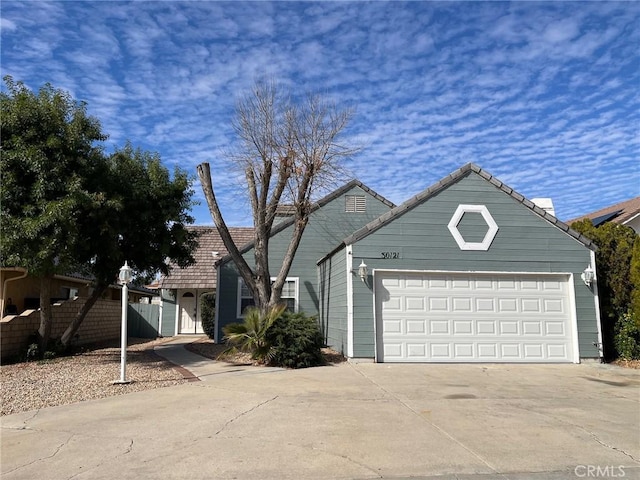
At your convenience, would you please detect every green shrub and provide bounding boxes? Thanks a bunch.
[201,293,216,340]
[571,219,638,359]
[615,313,640,360]
[26,343,39,361]
[266,311,325,369]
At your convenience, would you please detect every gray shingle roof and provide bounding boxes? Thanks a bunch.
[568,196,640,227]
[319,163,596,264]
[161,226,254,289]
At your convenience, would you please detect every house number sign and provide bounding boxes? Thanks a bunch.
[380,252,400,259]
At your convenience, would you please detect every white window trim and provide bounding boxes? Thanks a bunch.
[447,204,499,251]
[236,277,299,318]
[372,269,580,364]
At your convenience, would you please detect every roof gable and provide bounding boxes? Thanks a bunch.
[161,226,254,289]
[217,180,395,265]
[320,163,595,262]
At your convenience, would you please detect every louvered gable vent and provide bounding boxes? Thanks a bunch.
[345,195,366,213]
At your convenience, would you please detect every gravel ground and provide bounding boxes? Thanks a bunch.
[1,338,189,416]
[2,337,346,417]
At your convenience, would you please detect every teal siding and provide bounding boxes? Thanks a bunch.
[128,304,160,338]
[160,289,176,336]
[217,185,393,340]
[319,249,348,353]
[348,173,599,359]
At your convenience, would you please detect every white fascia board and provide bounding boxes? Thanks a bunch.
[372,268,379,363]
[215,268,222,343]
[174,290,180,336]
[566,274,581,363]
[346,244,354,358]
[372,268,574,276]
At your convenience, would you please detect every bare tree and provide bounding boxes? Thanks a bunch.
[198,79,358,313]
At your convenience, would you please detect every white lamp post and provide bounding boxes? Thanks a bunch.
[114,261,132,384]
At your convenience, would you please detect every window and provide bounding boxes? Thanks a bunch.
[237,278,255,316]
[61,287,79,300]
[236,277,299,317]
[280,279,298,312]
[345,195,366,213]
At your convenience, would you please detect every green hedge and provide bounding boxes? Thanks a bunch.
[266,311,325,369]
[571,219,640,359]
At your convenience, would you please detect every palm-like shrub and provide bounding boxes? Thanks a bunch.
[222,304,287,363]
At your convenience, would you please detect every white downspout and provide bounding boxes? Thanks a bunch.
[2,268,28,315]
[158,291,164,337]
[590,251,604,361]
[346,245,354,358]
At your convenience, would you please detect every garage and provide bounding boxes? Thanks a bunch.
[318,164,601,363]
[375,271,577,363]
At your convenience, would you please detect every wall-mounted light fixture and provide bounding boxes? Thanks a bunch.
[357,260,368,282]
[581,264,595,286]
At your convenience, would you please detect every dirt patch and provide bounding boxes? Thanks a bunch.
[612,359,640,369]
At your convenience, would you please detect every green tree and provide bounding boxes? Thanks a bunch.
[1,76,107,351]
[59,143,199,347]
[1,77,198,351]
[570,219,638,359]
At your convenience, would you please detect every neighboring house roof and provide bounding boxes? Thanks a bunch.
[217,180,396,265]
[161,226,254,289]
[0,267,154,296]
[567,196,640,228]
[319,163,596,263]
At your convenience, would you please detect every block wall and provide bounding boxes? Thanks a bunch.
[1,297,121,362]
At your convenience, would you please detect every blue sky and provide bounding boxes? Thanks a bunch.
[2,1,639,226]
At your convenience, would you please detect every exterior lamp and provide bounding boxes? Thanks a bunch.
[358,260,368,282]
[114,261,132,384]
[581,265,595,287]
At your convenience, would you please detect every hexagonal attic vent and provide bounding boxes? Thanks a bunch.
[447,204,499,251]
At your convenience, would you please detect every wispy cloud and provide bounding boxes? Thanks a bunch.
[1,1,638,225]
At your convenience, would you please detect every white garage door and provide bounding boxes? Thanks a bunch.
[375,272,576,363]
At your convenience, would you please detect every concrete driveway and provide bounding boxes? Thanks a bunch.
[2,361,639,480]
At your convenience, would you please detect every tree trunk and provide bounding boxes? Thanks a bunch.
[38,275,53,352]
[60,283,108,348]
[197,162,259,298]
